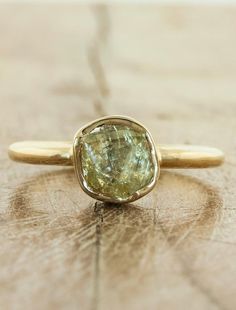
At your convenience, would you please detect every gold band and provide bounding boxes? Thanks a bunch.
[8,141,224,169]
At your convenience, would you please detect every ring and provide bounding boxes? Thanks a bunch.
[8,115,224,204]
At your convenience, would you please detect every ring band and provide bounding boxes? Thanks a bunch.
[8,115,224,203]
[9,142,224,168]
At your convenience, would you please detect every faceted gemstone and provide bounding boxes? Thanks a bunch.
[80,123,156,201]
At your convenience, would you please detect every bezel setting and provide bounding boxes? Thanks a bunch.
[73,116,160,203]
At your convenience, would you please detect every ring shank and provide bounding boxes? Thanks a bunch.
[8,141,224,168]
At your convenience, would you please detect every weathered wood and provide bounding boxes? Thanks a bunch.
[0,4,236,310]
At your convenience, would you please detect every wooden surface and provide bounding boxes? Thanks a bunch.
[0,4,236,310]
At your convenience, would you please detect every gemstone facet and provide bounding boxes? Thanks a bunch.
[74,118,158,203]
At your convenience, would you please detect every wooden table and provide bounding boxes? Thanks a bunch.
[0,4,235,310]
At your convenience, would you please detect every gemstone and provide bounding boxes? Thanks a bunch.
[77,121,157,202]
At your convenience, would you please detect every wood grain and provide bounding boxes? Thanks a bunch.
[0,4,236,310]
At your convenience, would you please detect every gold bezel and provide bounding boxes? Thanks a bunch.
[73,115,160,203]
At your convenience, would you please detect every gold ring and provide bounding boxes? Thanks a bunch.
[8,115,224,204]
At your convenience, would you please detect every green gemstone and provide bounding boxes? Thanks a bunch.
[80,123,156,201]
